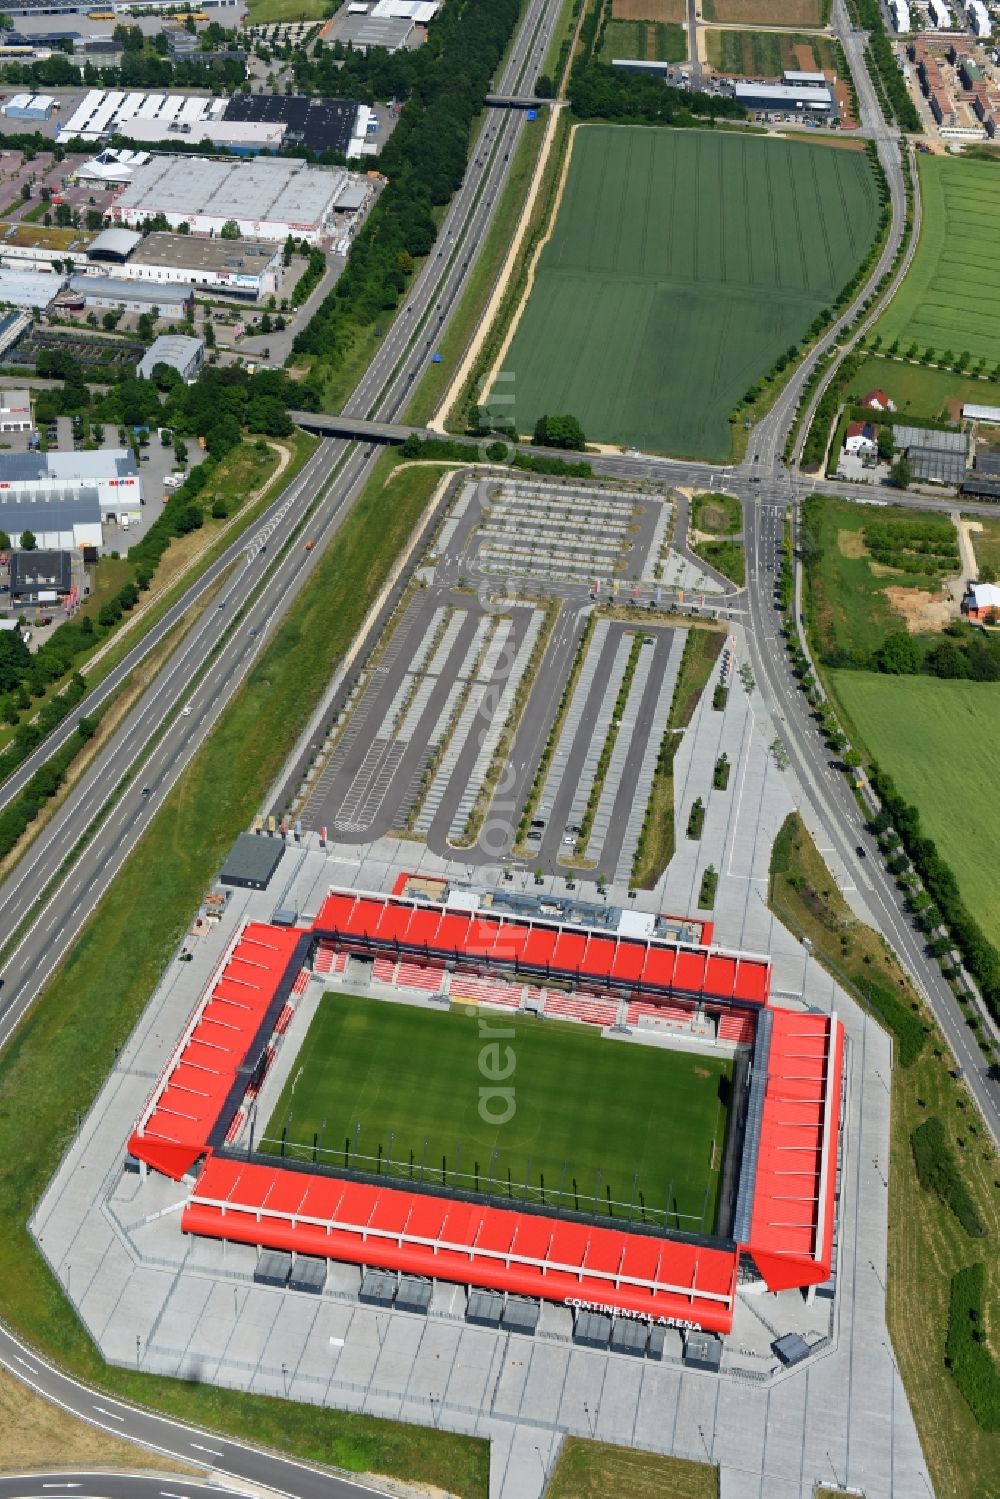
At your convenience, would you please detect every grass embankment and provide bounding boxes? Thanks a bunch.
[266,996,731,1228]
[631,627,722,887]
[830,671,1000,936]
[405,124,543,429]
[547,1438,719,1499]
[450,107,573,435]
[693,540,745,586]
[0,1367,194,1477]
[768,814,1000,1499]
[0,455,490,1498]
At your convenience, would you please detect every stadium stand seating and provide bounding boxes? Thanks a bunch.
[544,992,618,1027]
[450,976,522,1009]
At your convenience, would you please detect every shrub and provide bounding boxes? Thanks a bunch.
[946,1264,1000,1429]
[911,1117,985,1236]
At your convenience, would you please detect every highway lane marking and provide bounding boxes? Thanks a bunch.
[190,1443,224,1457]
[92,1405,125,1420]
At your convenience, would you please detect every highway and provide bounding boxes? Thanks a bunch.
[0,0,998,1486]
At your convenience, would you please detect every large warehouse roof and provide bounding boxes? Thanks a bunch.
[115,155,349,231]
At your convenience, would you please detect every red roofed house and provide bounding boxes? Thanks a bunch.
[860,388,895,411]
[844,420,878,457]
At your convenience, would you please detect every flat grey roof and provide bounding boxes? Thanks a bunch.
[115,155,348,231]
[132,231,280,276]
[138,333,203,377]
[69,274,193,306]
[0,496,101,529]
[219,831,285,888]
[87,226,143,260]
[733,82,833,104]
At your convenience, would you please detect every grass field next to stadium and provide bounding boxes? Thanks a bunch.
[490,128,880,460]
[875,156,1000,368]
[830,673,1000,934]
[265,994,732,1232]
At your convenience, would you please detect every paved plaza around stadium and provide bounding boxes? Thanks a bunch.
[30,648,931,1499]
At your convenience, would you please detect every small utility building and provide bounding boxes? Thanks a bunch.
[219,832,285,891]
[10,548,72,604]
[137,333,204,382]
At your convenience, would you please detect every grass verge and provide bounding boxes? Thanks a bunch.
[0,453,490,1498]
[547,1437,719,1499]
[631,627,722,887]
[767,814,1000,1499]
[692,539,745,586]
[404,122,543,429]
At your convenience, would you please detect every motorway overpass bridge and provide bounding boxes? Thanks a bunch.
[290,410,420,444]
[485,93,551,107]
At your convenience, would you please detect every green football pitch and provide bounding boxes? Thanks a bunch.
[264,994,733,1232]
[490,127,880,460]
[875,155,1000,368]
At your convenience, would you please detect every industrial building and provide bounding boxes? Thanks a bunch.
[731,80,836,118]
[111,154,365,245]
[324,0,439,53]
[0,220,94,274]
[0,449,143,532]
[1,92,56,120]
[58,89,364,157]
[137,332,204,382]
[0,268,65,308]
[73,148,153,187]
[85,227,282,302]
[64,272,194,318]
[9,547,72,605]
[0,388,32,433]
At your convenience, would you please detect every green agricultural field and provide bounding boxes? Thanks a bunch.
[490,128,880,460]
[803,496,959,660]
[706,28,838,75]
[598,19,687,63]
[265,994,732,1231]
[847,356,1000,422]
[876,156,1000,368]
[831,672,1000,932]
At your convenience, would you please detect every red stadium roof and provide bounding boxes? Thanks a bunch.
[312,890,771,1005]
[182,1157,739,1332]
[128,922,302,1179]
[130,887,843,1330]
[747,1010,843,1290]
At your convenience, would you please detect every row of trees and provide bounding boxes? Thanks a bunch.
[868,762,1000,1025]
[569,61,744,126]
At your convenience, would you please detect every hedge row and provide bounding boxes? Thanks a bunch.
[911,1116,985,1237]
[946,1263,1000,1430]
[0,713,96,864]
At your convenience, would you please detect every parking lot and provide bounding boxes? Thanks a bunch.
[292,474,732,878]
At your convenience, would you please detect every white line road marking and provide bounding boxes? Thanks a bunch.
[92,1405,125,1421]
[190,1442,224,1456]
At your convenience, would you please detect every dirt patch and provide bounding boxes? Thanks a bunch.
[884,585,953,633]
[692,1065,711,1078]
[837,528,870,559]
[793,40,816,69]
[612,0,685,19]
[706,0,824,22]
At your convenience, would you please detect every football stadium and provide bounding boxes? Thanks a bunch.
[128,880,844,1337]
